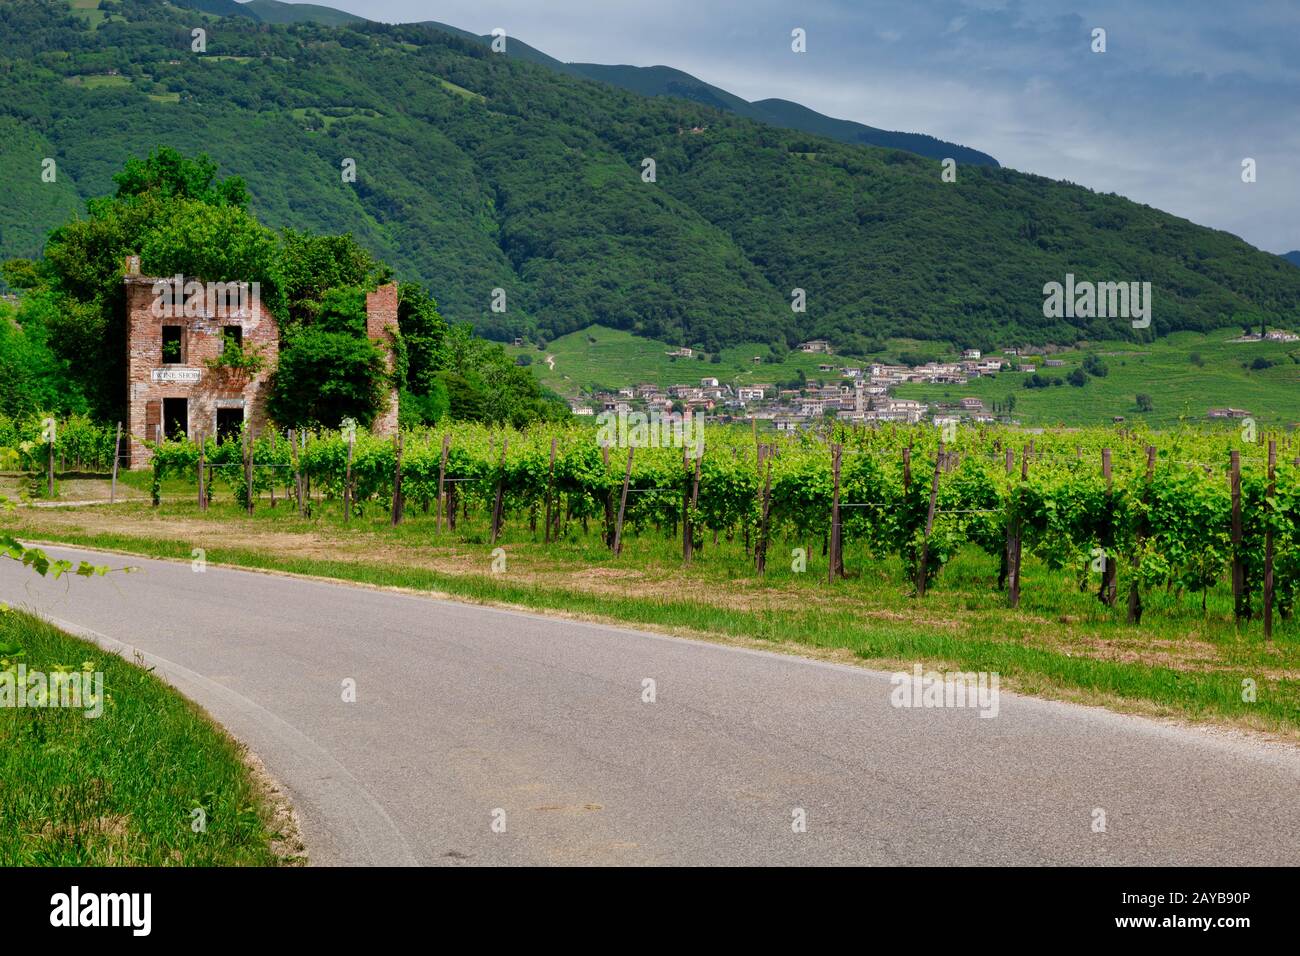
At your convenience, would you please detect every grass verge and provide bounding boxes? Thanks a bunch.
[0,607,299,865]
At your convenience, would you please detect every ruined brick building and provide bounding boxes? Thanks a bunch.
[123,255,398,467]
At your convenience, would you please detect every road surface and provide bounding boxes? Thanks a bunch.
[3,545,1298,866]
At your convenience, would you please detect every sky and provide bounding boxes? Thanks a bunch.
[260,0,1300,254]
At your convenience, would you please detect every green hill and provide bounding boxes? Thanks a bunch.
[566,66,999,167]
[228,1,999,165]
[240,0,363,26]
[2,0,1297,358]
[503,324,867,398]
[892,331,1300,429]
[182,0,253,17]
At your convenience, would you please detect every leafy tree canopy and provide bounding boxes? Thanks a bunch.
[2,146,565,429]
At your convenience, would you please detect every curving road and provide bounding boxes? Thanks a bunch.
[3,545,1298,866]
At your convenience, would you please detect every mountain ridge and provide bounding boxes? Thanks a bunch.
[235,0,998,166]
[3,0,1297,355]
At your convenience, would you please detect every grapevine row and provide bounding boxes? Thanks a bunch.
[129,419,1300,629]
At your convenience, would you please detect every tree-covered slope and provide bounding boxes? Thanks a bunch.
[566,65,1000,168]
[2,0,1297,354]
[229,0,999,165]
[241,0,362,26]
[181,0,253,18]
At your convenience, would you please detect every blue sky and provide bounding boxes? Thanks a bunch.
[259,1,1300,254]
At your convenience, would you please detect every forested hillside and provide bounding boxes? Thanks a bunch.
[561,65,999,167]
[232,0,1002,166]
[2,0,1298,355]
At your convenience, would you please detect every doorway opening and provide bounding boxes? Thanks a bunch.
[216,407,244,445]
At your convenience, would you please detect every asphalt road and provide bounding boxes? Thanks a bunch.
[3,545,1298,866]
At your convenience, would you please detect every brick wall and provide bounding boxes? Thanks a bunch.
[125,268,279,468]
[366,282,400,436]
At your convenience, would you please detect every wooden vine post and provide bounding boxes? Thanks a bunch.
[682,446,693,564]
[1006,447,1029,608]
[1126,446,1156,624]
[1099,448,1118,606]
[343,427,354,526]
[755,451,774,573]
[490,436,508,544]
[1264,440,1277,640]
[601,443,615,548]
[747,443,766,558]
[435,433,450,535]
[997,448,1013,589]
[544,437,557,544]
[827,443,843,584]
[687,443,703,561]
[914,443,943,597]
[391,431,404,526]
[301,431,310,511]
[197,431,207,511]
[288,428,303,516]
[269,430,277,508]
[613,445,634,555]
[1230,450,1245,623]
[244,427,255,516]
[110,421,122,504]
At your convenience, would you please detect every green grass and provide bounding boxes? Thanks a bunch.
[438,79,485,102]
[504,324,894,400]
[288,106,381,130]
[65,0,104,28]
[147,92,181,104]
[0,607,287,865]
[289,107,340,130]
[13,492,1299,737]
[896,329,1300,428]
[63,74,132,89]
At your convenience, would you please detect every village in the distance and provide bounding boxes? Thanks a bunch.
[569,332,1299,430]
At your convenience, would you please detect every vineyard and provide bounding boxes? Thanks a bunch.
[3,411,1295,633]
[0,414,116,473]
[53,417,1288,635]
